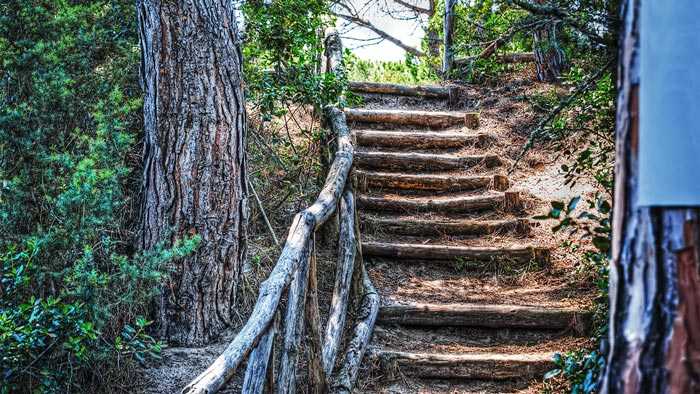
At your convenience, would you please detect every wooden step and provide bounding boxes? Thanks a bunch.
[349,81,455,99]
[354,171,509,192]
[362,242,550,265]
[345,108,479,129]
[378,302,589,332]
[356,192,505,213]
[371,350,555,380]
[354,151,502,171]
[353,130,494,149]
[363,216,529,236]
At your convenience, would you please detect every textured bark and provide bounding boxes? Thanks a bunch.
[323,190,357,375]
[353,130,495,150]
[276,240,311,394]
[532,20,566,82]
[345,108,479,129]
[379,302,589,332]
[442,0,455,76]
[305,240,328,393]
[362,217,530,237]
[241,316,277,394]
[137,0,248,345]
[348,81,454,98]
[356,192,504,213]
[601,0,700,392]
[362,242,550,266]
[330,266,379,394]
[372,350,554,380]
[183,108,353,394]
[354,151,502,171]
[354,171,497,192]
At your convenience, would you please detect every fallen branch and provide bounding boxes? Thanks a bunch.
[248,178,279,246]
[330,250,379,393]
[322,189,357,375]
[305,239,328,393]
[241,315,277,393]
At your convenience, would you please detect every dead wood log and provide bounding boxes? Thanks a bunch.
[323,190,357,375]
[353,130,495,150]
[378,302,589,332]
[354,171,496,192]
[354,151,502,171]
[371,350,554,380]
[330,266,380,394]
[345,108,479,129]
[503,191,523,211]
[356,193,504,213]
[276,240,311,393]
[305,238,327,394]
[348,81,455,99]
[182,101,353,394]
[241,316,278,393]
[362,217,531,237]
[362,241,550,265]
[492,174,510,191]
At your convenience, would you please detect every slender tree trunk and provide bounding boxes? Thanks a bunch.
[442,0,455,76]
[601,0,700,392]
[137,0,248,346]
[426,0,440,57]
[532,20,566,82]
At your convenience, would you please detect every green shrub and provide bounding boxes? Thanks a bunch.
[0,1,199,391]
[345,52,438,84]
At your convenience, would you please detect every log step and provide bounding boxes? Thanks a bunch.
[363,216,530,236]
[353,130,495,149]
[354,151,502,171]
[349,81,455,99]
[346,108,480,129]
[371,350,555,380]
[354,171,509,192]
[357,192,506,213]
[362,241,550,265]
[378,302,589,332]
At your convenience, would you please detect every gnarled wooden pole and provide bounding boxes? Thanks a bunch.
[322,189,357,375]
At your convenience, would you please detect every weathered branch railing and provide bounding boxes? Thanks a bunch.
[183,30,379,394]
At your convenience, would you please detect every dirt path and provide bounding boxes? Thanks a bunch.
[348,82,593,393]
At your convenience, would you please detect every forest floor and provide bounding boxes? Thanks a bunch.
[137,65,600,394]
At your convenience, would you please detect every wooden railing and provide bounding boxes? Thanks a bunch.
[183,31,379,394]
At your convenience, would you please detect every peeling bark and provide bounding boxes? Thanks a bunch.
[601,0,700,392]
[137,0,248,345]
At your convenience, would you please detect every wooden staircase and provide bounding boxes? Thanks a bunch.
[347,82,590,393]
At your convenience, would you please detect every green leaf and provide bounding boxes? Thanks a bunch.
[544,368,562,380]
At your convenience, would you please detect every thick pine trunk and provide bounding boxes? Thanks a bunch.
[601,0,700,392]
[137,0,248,345]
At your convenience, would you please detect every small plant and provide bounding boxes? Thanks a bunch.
[544,350,605,394]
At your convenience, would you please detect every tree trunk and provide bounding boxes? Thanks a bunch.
[532,20,566,82]
[442,0,455,77]
[137,0,248,346]
[601,0,700,392]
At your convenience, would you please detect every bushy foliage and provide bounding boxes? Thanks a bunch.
[345,52,439,84]
[0,2,198,391]
[243,0,345,118]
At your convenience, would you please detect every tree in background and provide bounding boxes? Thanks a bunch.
[137,0,249,346]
